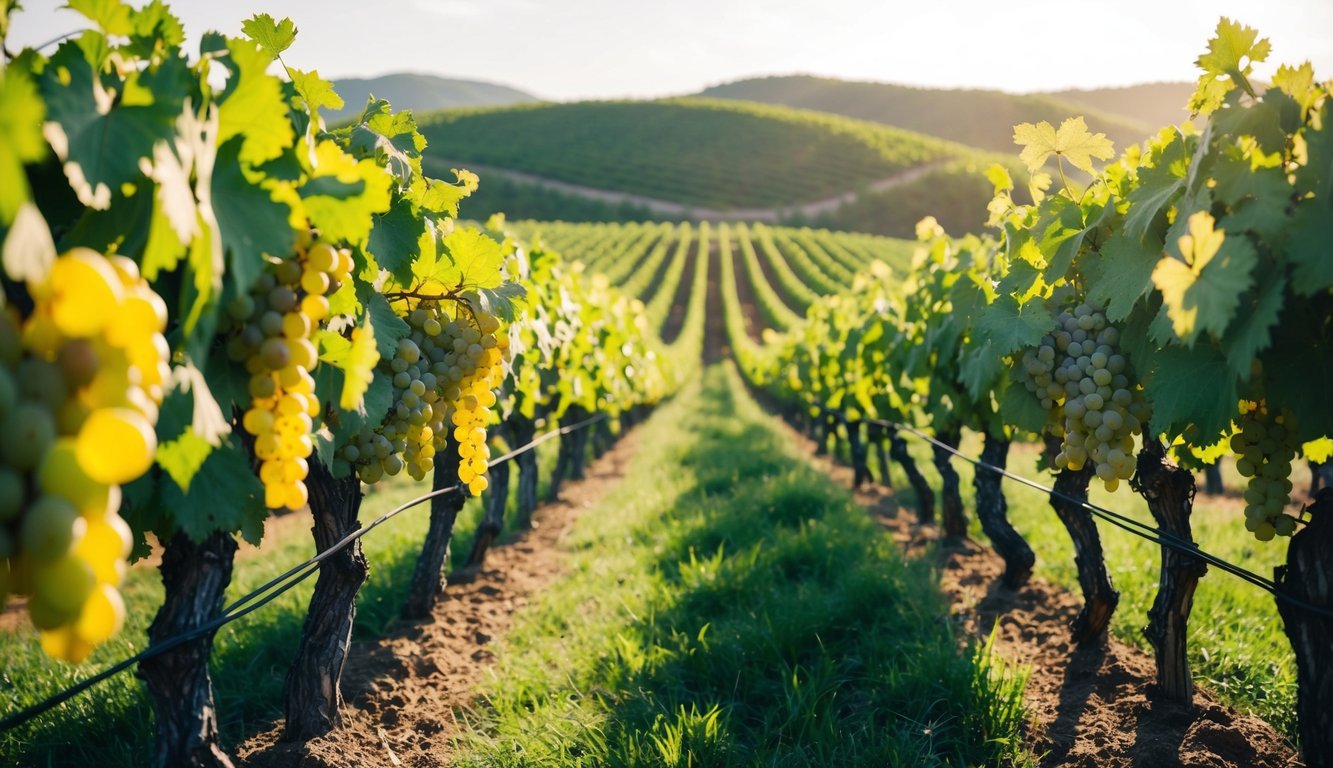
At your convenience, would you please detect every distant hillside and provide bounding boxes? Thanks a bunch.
[1045,82,1196,133]
[697,75,1156,155]
[328,73,537,123]
[418,98,971,210]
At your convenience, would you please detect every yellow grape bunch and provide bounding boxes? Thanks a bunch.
[225,237,350,510]
[337,301,508,496]
[0,248,169,662]
[1232,401,1302,542]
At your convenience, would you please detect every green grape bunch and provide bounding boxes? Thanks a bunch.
[1018,301,1150,491]
[1232,402,1301,541]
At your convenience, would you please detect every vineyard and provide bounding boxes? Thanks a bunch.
[1,4,1331,768]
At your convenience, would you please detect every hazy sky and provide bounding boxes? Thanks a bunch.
[7,0,1333,100]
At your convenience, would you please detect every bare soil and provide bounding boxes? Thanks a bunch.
[779,419,1303,768]
[234,430,640,768]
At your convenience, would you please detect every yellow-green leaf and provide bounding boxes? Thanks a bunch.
[1013,117,1114,176]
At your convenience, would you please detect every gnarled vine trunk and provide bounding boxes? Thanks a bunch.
[931,427,966,540]
[511,416,539,528]
[139,531,238,768]
[1276,489,1333,768]
[846,419,873,488]
[1133,439,1205,702]
[403,438,465,619]
[888,427,934,524]
[548,405,588,500]
[1045,435,1118,645]
[867,423,893,490]
[974,434,1033,589]
[283,461,366,742]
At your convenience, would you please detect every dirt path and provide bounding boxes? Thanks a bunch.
[425,156,946,223]
[235,430,642,768]
[773,416,1301,768]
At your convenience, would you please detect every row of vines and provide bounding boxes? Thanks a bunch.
[737,20,1333,766]
[0,3,683,766]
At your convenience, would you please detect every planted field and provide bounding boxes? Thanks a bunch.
[418,99,962,210]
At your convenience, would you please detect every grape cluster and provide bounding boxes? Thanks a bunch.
[1233,402,1300,541]
[339,302,508,496]
[1,248,169,661]
[1019,302,1150,492]
[226,239,350,509]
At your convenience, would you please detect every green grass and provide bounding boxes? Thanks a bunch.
[419,99,964,210]
[858,431,1300,741]
[454,365,1034,767]
[0,440,562,767]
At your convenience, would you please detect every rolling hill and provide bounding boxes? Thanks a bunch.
[696,75,1162,155]
[1046,82,1197,134]
[327,73,537,123]
[417,98,972,211]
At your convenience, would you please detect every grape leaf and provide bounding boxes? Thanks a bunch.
[1145,345,1237,440]
[973,294,1055,356]
[959,338,1003,401]
[212,138,295,296]
[467,282,527,323]
[1151,211,1256,343]
[418,169,479,217]
[1220,271,1284,378]
[432,226,504,291]
[1013,117,1115,176]
[155,432,212,493]
[68,0,133,35]
[300,140,393,245]
[1265,324,1333,440]
[40,42,179,209]
[1000,380,1047,434]
[1304,438,1333,465]
[217,38,294,166]
[1085,231,1160,322]
[362,287,411,361]
[1286,198,1333,296]
[1212,158,1289,244]
[1190,18,1270,115]
[367,196,422,284]
[339,324,378,411]
[163,435,265,544]
[241,13,297,60]
[126,1,185,57]
[289,68,344,116]
[0,68,46,223]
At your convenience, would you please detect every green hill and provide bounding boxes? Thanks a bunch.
[417,98,967,210]
[696,75,1156,155]
[328,73,536,123]
[1046,82,1197,133]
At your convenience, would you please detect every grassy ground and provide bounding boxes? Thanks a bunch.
[0,440,561,767]
[454,366,1033,768]
[852,430,1299,740]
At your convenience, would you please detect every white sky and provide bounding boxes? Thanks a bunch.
[7,0,1333,100]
